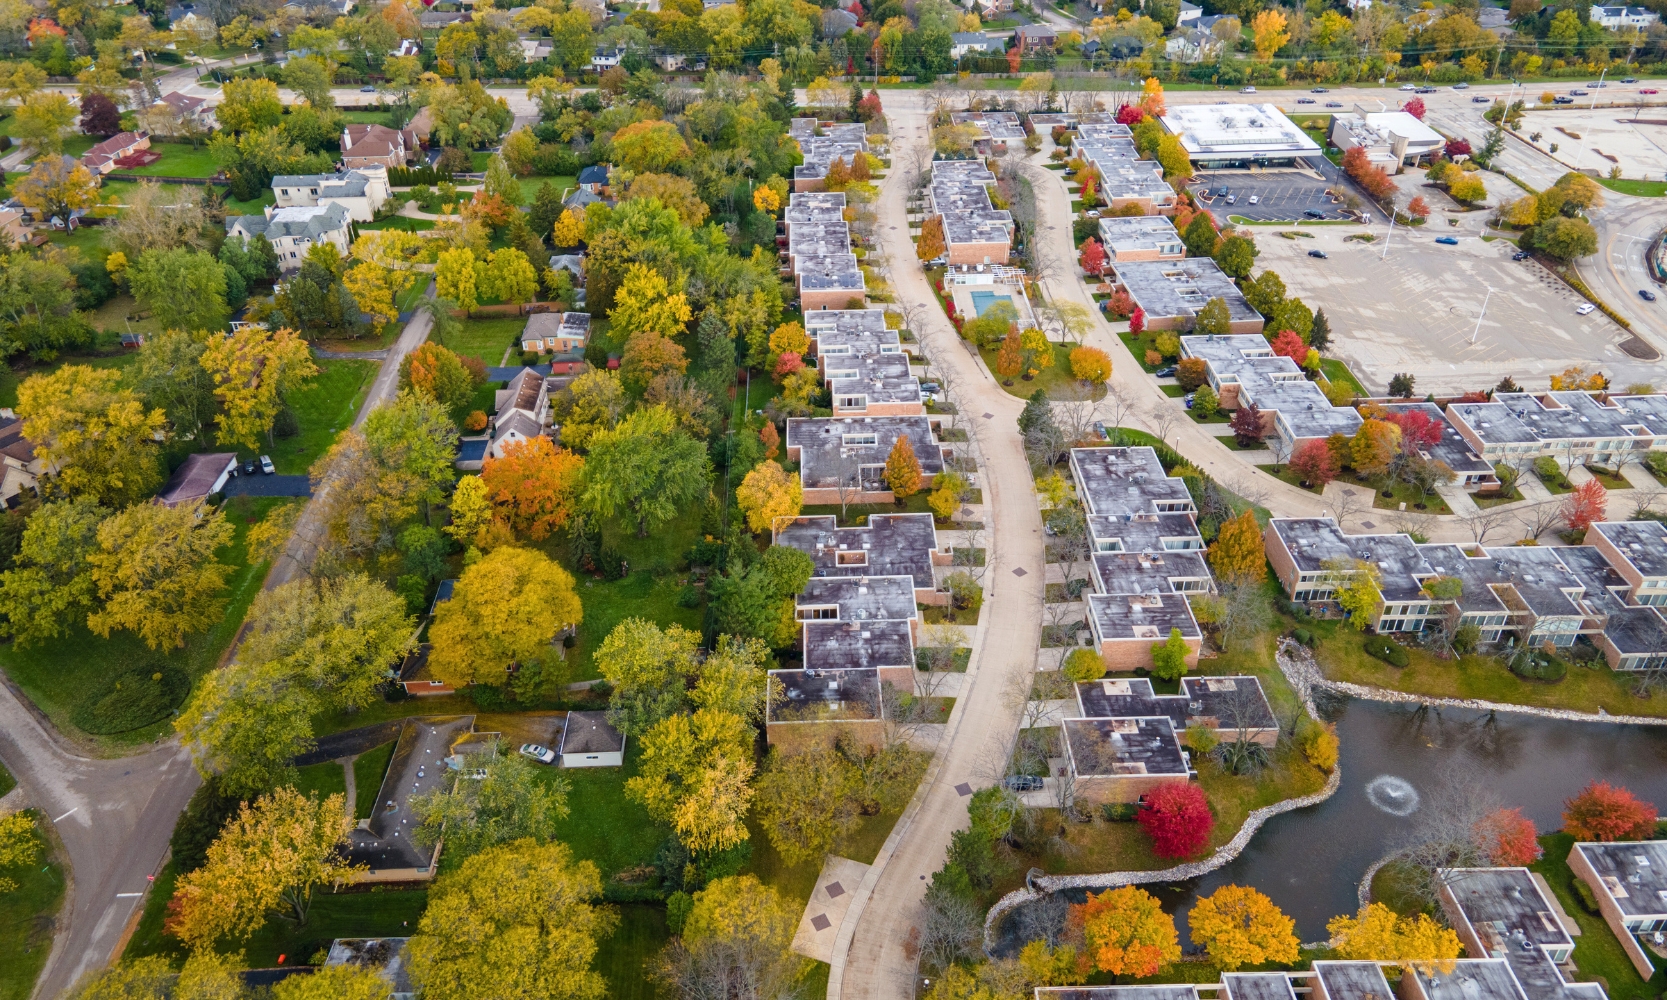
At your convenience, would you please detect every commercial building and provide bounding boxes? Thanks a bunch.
[1096,216,1186,262]
[1114,262,1264,334]
[1569,841,1667,978]
[272,167,390,221]
[1329,103,1446,167]
[1179,334,1361,449]
[1159,104,1323,169]
[783,416,947,506]
[927,160,1013,265]
[225,203,353,272]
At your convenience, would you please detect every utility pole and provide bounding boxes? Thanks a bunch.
[1471,285,1494,344]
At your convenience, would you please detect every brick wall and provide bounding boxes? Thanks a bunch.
[802,288,867,311]
[766,718,884,753]
[946,241,1011,265]
[832,400,926,417]
[1097,634,1200,671]
[1264,523,1301,597]
[1074,772,1191,805]
[1567,845,1661,979]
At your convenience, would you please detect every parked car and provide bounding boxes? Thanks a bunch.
[1453,82,1469,89]
[1554,96,1576,104]
[1308,249,1328,259]
[1226,195,1237,204]
[1215,186,1230,196]
[1248,195,1260,204]
[520,744,556,764]
[1435,236,1459,245]
[1297,97,1316,104]
[1570,89,1589,96]
[260,455,275,475]
[1184,393,1197,409]
[1623,77,1638,83]
[1003,775,1045,792]
[1154,366,1177,378]
[1240,86,1257,93]
[1303,209,1325,218]
[1472,96,1491,103]
[1086,209,1101,218]
[1326,101,1343,108]
[1576,303,1596,315]
[1399,83,1417,91]
[1512,250,1531,261]
[242,459,257,475]
[1644,88,1661,95]
[1587,81,1607,87]
[360,85,376,92]
[1311,87,1329,93]
[1416,86,1437,93]
[1641,289,1658,302]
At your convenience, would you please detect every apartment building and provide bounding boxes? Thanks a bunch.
[1569,840,1667,978]
[823,351,922,417]
[784,416,947,506]
[1117,264,1265,334]
[805,308,905,367]
[794,574,921,642]
[1446,390,1667,473]
[783,190,846,233]
[1381,402,1499,491]
[790,118,870,191]
[1179,334,1360,450]
[948,110,1027,154]
[773,512,951,604]
[927,160,1014,265]
[1071,122,1177,215]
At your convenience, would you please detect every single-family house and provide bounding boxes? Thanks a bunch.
[488,366,552,459]
[157,453,237,508]
[226,203,353,272]
[81,132,151,176]
[590,46,625,72]
[1014,23,1057,52]
[1165,28,1221,63]
[271,167,390,221]
[340,124,419,170]
[153,91,211,127]
[559,711,625,766]
[0,415,43,508]
[520,311,590,353]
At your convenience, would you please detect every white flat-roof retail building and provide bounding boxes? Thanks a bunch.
[1329,104,1444,167]
[1160,103,1322,168]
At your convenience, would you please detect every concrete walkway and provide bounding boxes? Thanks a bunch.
[830,103,1045,1000]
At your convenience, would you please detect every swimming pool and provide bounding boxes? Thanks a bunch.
[970,290,1012,317]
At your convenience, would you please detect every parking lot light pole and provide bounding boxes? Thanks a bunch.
[1381,210,1395,260]
[1472,286,1494,344]
[1592,67,1608,111]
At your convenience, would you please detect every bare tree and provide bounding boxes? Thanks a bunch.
[1516,500,1564,542]
[1458,504,1513,544]
[916,891,983,973]
[916,622,968,699]
[1147,403,1181,448]
[1099,385,1136,445]
[835,450,863,520]
[1052,383,1103,446]
[1381,766,1502,910]
[1268,434,1293,472]
[1326,485,1369,529]
[1215,582,1274,651]
[1629,484,1667,520]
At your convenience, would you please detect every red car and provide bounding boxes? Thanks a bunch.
[1644,88,1661,95]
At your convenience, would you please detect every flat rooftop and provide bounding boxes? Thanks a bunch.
[1405,959,1526,1000]
[1098,215,1185,256]
[1223,974,1299,1000]
[943,209,1014,247]
[1312,960,1396,1000]
[796,575,918,623]
[1573,841,1667,917]
[1269,518,1434,602]
[1087,590,1202,643]
[1591,520,1667,579]
[1116,260,1262,325]
[809,309,901,358]
[1069,447,1195,518]
[1075,675,1276,732]
[785,416,945,494]
[796,254,865,292]
[826,352,921,404]
[774,512,940,592]
[1441,867,1573,952]
[1098,162,1178,204]
[1091,548,1212,597]
[767,667,881,723]
[1160,104,1323,158]
[1087,511,1204,554]
[1063,716,1188,777]
[1036,988,1199,1000]
[788,222,852,258]
[803,619,914,671]
[949,110,1027,140]
[1181,334,1362,440]
[1449,391,1667,451]
[1381,403,1494,478]
[1599,604,1667,655]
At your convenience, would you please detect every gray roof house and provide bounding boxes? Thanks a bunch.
[226,203,352,272]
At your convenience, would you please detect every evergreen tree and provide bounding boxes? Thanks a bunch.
[849,81,862,120]
[1018,388,1054,437]
[1309,308,1331,352]
[528,182,564,245]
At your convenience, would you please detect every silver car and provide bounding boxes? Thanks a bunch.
[520,743,556,764]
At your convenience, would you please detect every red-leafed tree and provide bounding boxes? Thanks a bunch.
[1006,45,1022,73]
[1563,781,1657,842]
[1116,103,1145,126]
[1129,307,1145,335]
[773,351,805,381]
[1137,783,1215,858]
[1107,289,1133,318]
[80,93,121,136]
[1408,196,1431,220]
[1230,401,1263,447]
[1444,138,1473,159]
[1270,329,1305,363]
[1561,478,1607,533]
[1341,146,1370,176]
[1404,97,1426,119]
[1080,237,1107,277]
[1474,807,1543,866]
[857,89,884,122]
[1391,408,1444,453]
[1290,438,1339,488]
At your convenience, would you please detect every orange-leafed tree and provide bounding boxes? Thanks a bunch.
[1289,438,1339,489]
[1079,237,1107,277]
[996,329,1024,384]
[1270,329,1306,363]
[1139,76,1167,117]
[1006,45,1022,73]
[917,215,947,261]
[1562,478,1606,534]
[1563,781,1657,842]
[1069,886,1181,977]
[480,436,586,541]
[760,421,780,460]
[1208,509,1267,586]
[1350,419,1402,478]
[1069,346,1112,385]
[1474,807,1543,866]
[883,436,922,499]
[1408,196,1431,220]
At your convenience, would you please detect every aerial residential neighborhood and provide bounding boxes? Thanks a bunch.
[4,0,1667,998]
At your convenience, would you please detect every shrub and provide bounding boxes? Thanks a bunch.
[1184,723,1219,754]
[1144,349,1162,367]
[464,410,489,432]
[1176,357,1208,391]
[1154,331,1181,357]
[1572,877,1600,914]
[1193,384,1219,419]
[1508,646,1567,682]
[1533,456,1563,484]
[1363,635,1410,667]
[1291,627,1313,647]
[1298,719,1339,771]
[1062,647,1107,682]
[1102,802,1139,822]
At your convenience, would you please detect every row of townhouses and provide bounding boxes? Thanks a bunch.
[790,117,870,192]
[783,189,867,312]
[926,159,1014,267]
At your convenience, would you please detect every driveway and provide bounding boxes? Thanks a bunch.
[0,677,199,1000]
[224,474,312,498]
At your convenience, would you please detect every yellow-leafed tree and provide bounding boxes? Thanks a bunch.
[883,435,922,499]
[87,500,236,650]
[1327,902,1463,964]
[17,364,167,505]
[200,326,320,451]
[1187,884,1300,970]
[343,260,412,328]
[166,786,363,947]
[429,546,582,686]
[609,262,692,339]
[552,207,588,247]
[917,215,947,261]
[435,246,479,311]
[445,474,493,546]
[1208,510,1266,586]
[1070,886,1181,977]
[736,459,802,533]
[1350,418,1401,478]
[626,708,754,852]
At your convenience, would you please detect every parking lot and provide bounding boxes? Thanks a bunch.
[1255,228,1663,393]
[1191,158,1353,223]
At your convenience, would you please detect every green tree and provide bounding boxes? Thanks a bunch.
[406,839,615,1000]
[1242,270,1286,316]
[312,390,460,554]
[1182,212,1219,257]
[237,573,414,712]
[409,742,571,857]
[133,330,216,442]
[127,248,229,332]
[1537,216,1598,260]
[1214,234,1258,278]
[1149,627,1190,682]
[176,658,316,796]
[88,500,236,650]
[656,875,808,1000]
[215,78,284,134]
[0,497,104,647]
[597,618,700,737]
[753,745,859,866]
[581,404,710,537]
[1193,297,1231,336]
[0,248,95,361]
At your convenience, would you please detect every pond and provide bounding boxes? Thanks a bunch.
[1000,697,1667,948]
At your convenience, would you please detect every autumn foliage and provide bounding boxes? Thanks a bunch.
[1561,478,1607,534]
[1290,438,1339,488]
[1270,329,1305,363]
[1563,780,1657,842]
[1187,884,1300,971]
[996,330,1023,383]
[1137,782,1214,858]
[1404,97,1426,119]
[480,437,586,541]
[883,436,922,499]
[1341,145,1396,202]
[736,459,803,533]
[917,215,947,261]
[1079,237,1107,277]
[1209,510,1267,586]
[1473,807,1543,866]
[1069,886,1181,977]
[1069,346,1112,385]
[1328,903,1462,962]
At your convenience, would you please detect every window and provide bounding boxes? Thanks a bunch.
[842,433,877,446]
[836,396,866,409]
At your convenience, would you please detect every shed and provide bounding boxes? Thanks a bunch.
[558,710,625,767]
[157,453,237,508]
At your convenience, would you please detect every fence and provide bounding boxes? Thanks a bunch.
[101,173,223,185]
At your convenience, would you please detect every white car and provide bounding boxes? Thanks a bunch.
[1240,86,1257,93]
[1248,195,1260,205]
[520,743,556,764]
[259,454,275,474]
[1576,303,1596,315]
[1400,83,1416,91]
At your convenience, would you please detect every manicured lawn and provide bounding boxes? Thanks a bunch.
[88,294,160,338]
[270,359,376,474]
[1532,832,1667,999]
[803,490,939,526]
[1474,486,1524,509]
[0,497,287,749]
[976,342,1102,401]
[1319,357,1366,397]
[1584,465,1631,491]
[45,227,107,258]
[542,745,670,883]
[1308,616,1667,718]
[100,180,190,206]
[1216,434,1268,453]
[1256,463,1326,494]
[339,110,394,126]
[517,174,576,207]
[289,760,347,802]
[1597,177,1667,198]
[353,741,396,819]
[600,904,670,1000]
[447,316,525,366]
[358,217,435,232]
[1365,474,1452,515]
[0,812,65,1000]
[237,888,430,967]
[122,144,220,178]
[1537,468,1576,495]
[569,570,704,683]
[225,189,276,215]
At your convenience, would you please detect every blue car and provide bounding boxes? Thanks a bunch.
[1436,236,1459,245]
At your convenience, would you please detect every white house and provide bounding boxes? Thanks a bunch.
[590,46,624,71]
[1165,28,1221,63]
[271,167,390,221]
[225,203,352,272]
[558,711,625,767]
[951,32,1001,59]
[1590,4,1659,28]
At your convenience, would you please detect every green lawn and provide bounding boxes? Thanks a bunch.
[339,110,394,126]
[353,742,396,819]
[358,217,435,232]
[570,570,704,683]
[1597,177,1667,198]
[225,189,276,216]
[1533,832,1667,999]
[0,812,65,1000]
[516,175,576,207]
[0,760,12,798]
[289,760,348,802]
[0,497,287,749]
[976,342,1102,401]
[269,359,376,474]
[99,180,189,206]
[541,745,670,884]
[239,889,430,967]
[600,904,670,1000]
[1308,616,1667,718]
[44,227,107,259]
[121,144,220,179]
[1319,357,1366,396]
[447,316,526,366]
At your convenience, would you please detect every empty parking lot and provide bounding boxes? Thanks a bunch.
[1253,229,1664,393]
